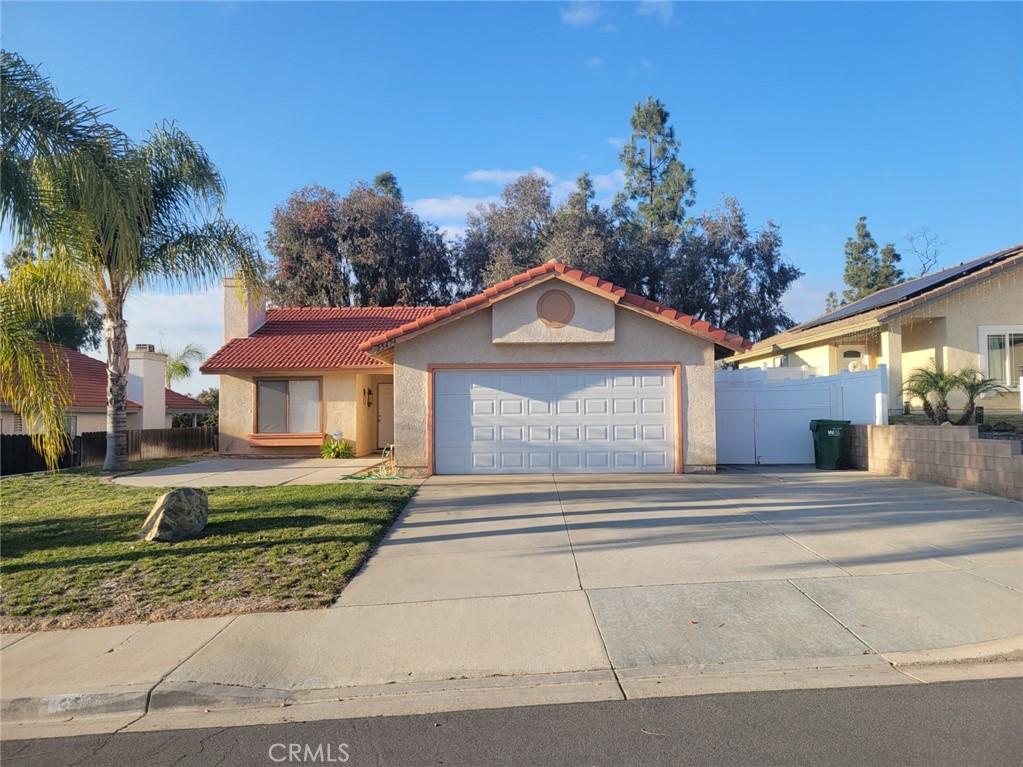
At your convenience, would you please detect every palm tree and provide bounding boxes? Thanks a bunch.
[902,361,959,424]
[162,342,206,386]
[1,51,144,263]
[954,368,1008,425]
[37,123,264,470]
[1,51,132,468]
[0,252,92,467]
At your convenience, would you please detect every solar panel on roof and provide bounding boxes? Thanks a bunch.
[797,245,1021,331]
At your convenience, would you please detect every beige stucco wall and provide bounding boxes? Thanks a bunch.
[0,408,118,435]
[492,282,615,344]
[218,369,363,455]
[392,280,717,474]
[352,372,393,456]
[896,267,1022,411]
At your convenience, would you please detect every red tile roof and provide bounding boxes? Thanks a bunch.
[17,345,208,411]
[164,388,208,412]
[359,261,752,354]
[200,307,439,372]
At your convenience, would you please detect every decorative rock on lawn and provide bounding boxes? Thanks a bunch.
[139,488,209,542]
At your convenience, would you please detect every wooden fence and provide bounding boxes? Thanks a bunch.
[1,427,217,477]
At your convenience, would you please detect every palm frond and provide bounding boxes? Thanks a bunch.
[161,342,206,386]
[0,254,91,468]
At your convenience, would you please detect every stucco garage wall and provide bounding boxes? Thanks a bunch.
[218,370,359,455]
[392,292,717,474]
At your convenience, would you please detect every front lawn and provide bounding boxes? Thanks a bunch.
[0,467,415,631]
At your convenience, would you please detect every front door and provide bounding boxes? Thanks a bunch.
[377,382,395,448]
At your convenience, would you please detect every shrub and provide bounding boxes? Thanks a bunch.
[321,436,355,459]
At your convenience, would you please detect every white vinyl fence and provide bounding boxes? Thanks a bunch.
[715,365,889,464]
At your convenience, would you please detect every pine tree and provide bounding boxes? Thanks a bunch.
[824,291,840,314]
[617,97,695,238]
[841,216,903,303]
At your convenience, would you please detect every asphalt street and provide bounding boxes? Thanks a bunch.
[3,678,1021,767]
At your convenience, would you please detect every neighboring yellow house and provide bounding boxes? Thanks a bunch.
[728,244,1023,415]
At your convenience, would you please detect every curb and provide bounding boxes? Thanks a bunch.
[0,685,151,722]
[881,635,1023,669]
[4,642,1022,730]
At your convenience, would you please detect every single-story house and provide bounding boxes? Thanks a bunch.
[202,263,750,475]
[728,244,1023,414]
[0,344,209,436]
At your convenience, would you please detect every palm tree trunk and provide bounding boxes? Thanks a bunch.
[955,402,976,426]
[103,293,129,471]
[922,399,937,424]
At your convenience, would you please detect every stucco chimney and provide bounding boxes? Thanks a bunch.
[223,276,267,341]
[127,345,168,430]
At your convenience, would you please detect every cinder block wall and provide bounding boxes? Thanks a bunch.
[845,424,1023,501]
[842,426,870,470]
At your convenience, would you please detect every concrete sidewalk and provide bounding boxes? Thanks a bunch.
[112,456,383,487]
[3,468,1021,738]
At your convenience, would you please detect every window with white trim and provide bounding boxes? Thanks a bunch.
[979,325,1023,388]
[256,379,322,433]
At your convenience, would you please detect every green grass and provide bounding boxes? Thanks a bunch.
[0,466,415,631]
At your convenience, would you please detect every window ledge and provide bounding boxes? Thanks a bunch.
[248,433,324,447]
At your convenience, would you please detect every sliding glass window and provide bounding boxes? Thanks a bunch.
[256,379,321,433]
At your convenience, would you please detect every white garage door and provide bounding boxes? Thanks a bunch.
[434,368,675,474]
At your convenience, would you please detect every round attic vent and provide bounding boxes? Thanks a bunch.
[536,289,575,328]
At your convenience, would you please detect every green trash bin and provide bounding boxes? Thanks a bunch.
[809,419,851,470]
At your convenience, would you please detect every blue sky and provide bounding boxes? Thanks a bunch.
[3,1,1021,393]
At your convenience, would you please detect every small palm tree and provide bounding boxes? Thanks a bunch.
[903,361,959,424]
[162,342,206,386]
[954,368,1008,425]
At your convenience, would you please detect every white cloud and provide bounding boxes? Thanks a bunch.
[560,1,602,27]
[410,195,497,220]
[82,288,225,396]
[591,169,626,193]
[438,224,467,242]
[583,56,604,72]
[607,136,625,149]
[463,167,555,185]
[552,179,579,201]
[637,0,674,23]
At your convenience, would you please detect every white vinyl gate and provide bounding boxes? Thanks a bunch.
[434,368,675,474]
[715,366,888,464]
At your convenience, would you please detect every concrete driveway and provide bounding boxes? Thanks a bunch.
[332,469,1022,683]
[5,467,1021,733]
[113,456,383,487]
[157,469,1023,703]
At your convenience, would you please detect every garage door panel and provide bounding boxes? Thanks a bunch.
[435,368,675,474]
